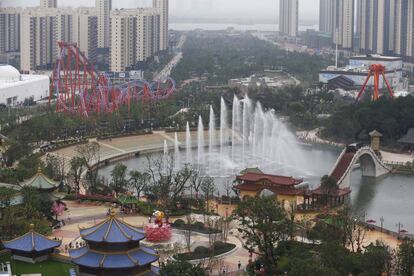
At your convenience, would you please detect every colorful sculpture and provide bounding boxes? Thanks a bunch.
[144,210,172,242]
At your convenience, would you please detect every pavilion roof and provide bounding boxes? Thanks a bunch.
[21,168,58,190]
[79,212,145,243]
[3,228,61,253]
[69,246,158,269]
[398,128,414,145]
[236,172,303,186]
[311,187,351,197]
[234,182,305,196]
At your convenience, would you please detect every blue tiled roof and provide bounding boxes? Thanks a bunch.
[69,247,158,269]
[4,231,61,253]
[79,216,145,243]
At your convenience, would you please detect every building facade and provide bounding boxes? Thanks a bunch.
[0,7,21,54]
[96,0,111,49]
[357,0,395,55]
[72,7,98,64]
[333,0,354,50]
[153,0,168,51]
[40,0,57,8]
[279,0,298,37]
[110,9,161,72]
[319,0,334,33]
[20,7,73,72]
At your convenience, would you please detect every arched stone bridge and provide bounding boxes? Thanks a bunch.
[329,146,391,189]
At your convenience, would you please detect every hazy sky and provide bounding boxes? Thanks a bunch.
[1,0,320,22]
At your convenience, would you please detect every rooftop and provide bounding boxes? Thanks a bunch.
[3,228,61,253]
[79,212,146,243]
[21,168,58,190]
[69,246,158,269]
[236,172,303,186]
[398,128,414,145]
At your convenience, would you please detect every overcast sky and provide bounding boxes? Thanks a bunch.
[1,0,320,23]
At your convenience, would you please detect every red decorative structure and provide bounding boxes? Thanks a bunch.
[144,224,172,242]
[355,64,395,102]
[51,42,176,117]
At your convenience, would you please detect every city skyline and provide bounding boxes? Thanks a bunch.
[1,0,320,22]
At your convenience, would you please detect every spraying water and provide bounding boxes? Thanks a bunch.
[197,115,204,168]
[174,132,180,170]
[186,122,192,163]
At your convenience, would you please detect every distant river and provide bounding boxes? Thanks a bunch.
[170,23,319,32]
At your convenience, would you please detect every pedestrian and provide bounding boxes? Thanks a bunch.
[238,260,241,270]
[222,266,226,275]
[148,216,152,223]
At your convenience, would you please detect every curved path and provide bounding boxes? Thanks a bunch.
[51,201,250,274]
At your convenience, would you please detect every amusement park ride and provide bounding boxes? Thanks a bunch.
[355,64,395,102]
[50,42,176,117]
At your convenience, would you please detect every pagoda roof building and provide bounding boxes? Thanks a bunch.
[3,225,61,262]
[70,210,159,275]
[79,214,146,243]
[21,168,58,191]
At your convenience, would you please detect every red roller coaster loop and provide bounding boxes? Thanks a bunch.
[50,42,176,117]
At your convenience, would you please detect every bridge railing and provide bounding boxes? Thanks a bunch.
[335,146,391,187]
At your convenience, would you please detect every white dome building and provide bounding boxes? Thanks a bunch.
[0,65,22,82]
[0,65,49,106]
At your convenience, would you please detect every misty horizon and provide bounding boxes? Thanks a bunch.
[0,0,320,24]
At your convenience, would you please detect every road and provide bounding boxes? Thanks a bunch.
[153,35,186,82]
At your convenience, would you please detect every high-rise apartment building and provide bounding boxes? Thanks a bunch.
[357,0,395,55]
[110,9,161,72]
[72,8,98,63]
[393,0,414,63]
[20,7,73,71]
[96,0,111,49]
[0,7,21,54]
[319,0,334,33]
[40,0,57,8]
[279,0,298,37]
[333,0,354,50]
[152,0,168,51]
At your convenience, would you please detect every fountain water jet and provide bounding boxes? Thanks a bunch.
[197,116,205,169]
[174,132,180,170]
[186,122,191,163]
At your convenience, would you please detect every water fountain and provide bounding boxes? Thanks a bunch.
[174,132,180,169]
[163,140,168,173]
[197,116,204,168]
[186,122,191,163]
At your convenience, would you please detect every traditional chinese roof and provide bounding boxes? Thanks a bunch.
[311,187,352,197]
[369,130,383,138]
[69,246,158,269]
[236,172,303,186]
[3,227,61,253]
[235,183,305,196]
[398,128,414,145]
[79,212,145,243]
[21,168,58,190]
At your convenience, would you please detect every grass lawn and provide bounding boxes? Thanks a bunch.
[0,253,76,276]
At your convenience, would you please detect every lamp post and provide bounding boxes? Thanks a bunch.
[380,216,384,233]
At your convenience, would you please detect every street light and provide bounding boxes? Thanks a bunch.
[380,216,384,233]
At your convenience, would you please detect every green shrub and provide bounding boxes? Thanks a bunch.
[194,246,209,256]
[173,219,185,227]
[193,221,204,230]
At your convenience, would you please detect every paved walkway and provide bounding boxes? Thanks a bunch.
[51,201,250,274]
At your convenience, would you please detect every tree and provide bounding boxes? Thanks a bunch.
[146,156,194,211]
[75,142,100,193]
[43,154,65,181]
[320,175,339,206]
[395,240,414,276]
[128,170,150,198]
[68,156,86,193]
[21,186,42,219]
[200,177,215,220]
[159,260,205,276]
[110,163,128,195]
[234,196,289,273]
